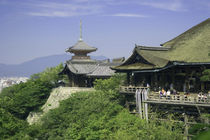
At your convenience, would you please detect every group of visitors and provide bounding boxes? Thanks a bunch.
[198,92,208,101]
[159,83,178,97]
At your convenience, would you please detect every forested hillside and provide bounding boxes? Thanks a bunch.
[0,64,209,140]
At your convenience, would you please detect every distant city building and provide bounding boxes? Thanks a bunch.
[60,20,124,87]
[0,77,28,93]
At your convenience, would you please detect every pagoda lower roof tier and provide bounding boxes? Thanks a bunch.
[60,60,123,77]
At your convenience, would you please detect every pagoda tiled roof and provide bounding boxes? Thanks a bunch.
[66,40,97,53]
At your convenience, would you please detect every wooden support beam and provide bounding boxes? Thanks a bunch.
[144,100,210,107]
[184,114,189,140]
[144,89,149,122]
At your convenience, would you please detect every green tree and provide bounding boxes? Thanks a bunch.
[31,63,68,86]
[0,64,69,139]
[0,70,183,139]
[200,69,210,81]
[0,79,53,119]
[94,74,126,102]
[0,108,27,139]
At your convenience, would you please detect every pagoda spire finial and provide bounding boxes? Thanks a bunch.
[79,20,82,41]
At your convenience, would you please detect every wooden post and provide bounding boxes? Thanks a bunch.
[142,89,145,119]
[184,114,189,140]
[127,73,130,86]
[145,88,149,122]
[201,82,204,91]
[137,89,142,119]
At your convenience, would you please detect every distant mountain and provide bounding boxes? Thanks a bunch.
[0,54,107,77]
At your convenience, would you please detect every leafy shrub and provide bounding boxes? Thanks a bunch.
[31,63,68,86]
[0,108,27,139]
[15,90,183,140]
[94,74,126,92]
[200,69,210,81]
[94,74,126,102]
[0,79,53,119]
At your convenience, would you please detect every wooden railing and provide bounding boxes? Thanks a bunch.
[147,93,210,105]
[119,86,148,93]
[120,86,210,106]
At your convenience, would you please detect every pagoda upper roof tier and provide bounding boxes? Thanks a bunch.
[66,40,97,54]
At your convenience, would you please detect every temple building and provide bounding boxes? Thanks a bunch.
[112,18,210,93]
[60,21,124,87]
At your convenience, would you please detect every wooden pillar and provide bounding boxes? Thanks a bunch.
[127,72,130,86]
[68,73,72,87]
[144,89,149,122]
[131,72,134,86]
[72,74,75,87]
[160,72,164,88]
[201,82,205,91]
[153,73,158,91]
[141,89,145,119]
[172,69,175,85]
[184,114,189,140]
[136,89,142,119]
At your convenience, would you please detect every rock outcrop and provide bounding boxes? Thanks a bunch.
[27,87,94,125]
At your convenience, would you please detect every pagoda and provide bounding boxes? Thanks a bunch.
[65,20,97,61]
[60,21,124,87]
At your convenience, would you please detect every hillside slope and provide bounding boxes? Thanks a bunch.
[27,87,94,125]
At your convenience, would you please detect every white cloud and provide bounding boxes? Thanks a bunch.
[103,0,187,12]
[111,13,148,18]
[28,11,75,17]
[25,1,103,17]
[2,0,190,18]
[139,0,187,12]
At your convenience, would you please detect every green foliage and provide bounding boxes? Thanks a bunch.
[0,64,68,138]
[189,114,210,139]
[193,129,210,140]
[0,63,68,120]
[14,90,183,140]
[94,74,126,102]
[0,108,27,139]
[0,70,183,139]
[109,111,182,140]
[30,63,68,86]
[0,79,53,119]
[200,69,210,81]
[94,74,125,92]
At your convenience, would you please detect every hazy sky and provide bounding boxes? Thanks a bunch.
[0,0,209,64]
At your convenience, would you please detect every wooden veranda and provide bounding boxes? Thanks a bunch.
[120,86,210,139]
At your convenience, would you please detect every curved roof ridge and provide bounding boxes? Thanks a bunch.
[135,45,170,51]
[161,18,210,48]
[66,61,78,73]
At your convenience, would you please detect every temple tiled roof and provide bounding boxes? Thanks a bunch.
[63,60,120,77]
[113,18,210,71]
[87,65,115,77]
[66,61,98,74]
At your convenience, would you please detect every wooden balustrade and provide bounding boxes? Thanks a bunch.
[120,86,210,105]
[120,86,148,94]
[148,94,210,104]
